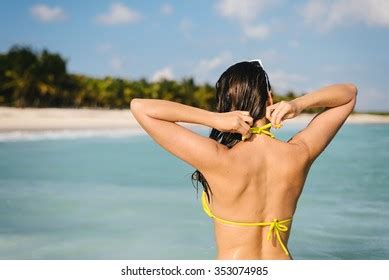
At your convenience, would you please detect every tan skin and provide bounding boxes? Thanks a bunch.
[130,83,358,260]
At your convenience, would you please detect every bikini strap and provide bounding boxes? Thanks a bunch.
[242,123,282,141]
[201,191,292,256]
[266,218,291,256]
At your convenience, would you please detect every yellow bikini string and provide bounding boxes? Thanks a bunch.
[242,122,282,141]
[201,191,292,256]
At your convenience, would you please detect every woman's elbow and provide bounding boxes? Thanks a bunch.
[344,83,358,97]
[130,98,143,113]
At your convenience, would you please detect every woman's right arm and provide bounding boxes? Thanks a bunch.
[268,83,358,163]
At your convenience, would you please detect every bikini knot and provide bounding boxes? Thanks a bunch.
[266,219,289,240]
[266,218,290,256]
[276,219,289,232]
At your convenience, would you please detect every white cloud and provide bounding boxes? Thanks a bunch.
[109,56,124,72]
[302,0,389,31]
[215,0,278,40]
[160,3,174,16]
[193,51,233,83]
[242,24,269,39]
[267,70,308,93]
[30,4,66,22]
[197,51,232,73]
[302,0,327,26]
[246,49,283,68]
[96,43,113,54]
[179,18,194,36]
[96,44,125,75]
[263,50,281,64]
[151,66,174,82]
[96,3,142,25]
[216,0,269,23]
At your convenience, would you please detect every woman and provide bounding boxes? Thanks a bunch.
[130,60,358,260]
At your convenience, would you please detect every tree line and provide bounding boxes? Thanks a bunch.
[1,45,316,112]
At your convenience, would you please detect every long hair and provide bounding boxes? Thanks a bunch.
[191,61,272,202]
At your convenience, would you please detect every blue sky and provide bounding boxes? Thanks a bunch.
[1,0,388,111]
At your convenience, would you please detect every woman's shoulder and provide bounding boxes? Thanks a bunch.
[221,137,310,174]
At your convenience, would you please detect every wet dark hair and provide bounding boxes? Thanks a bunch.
[191,61,272,202]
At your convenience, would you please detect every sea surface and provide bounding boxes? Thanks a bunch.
[0,123,388,260]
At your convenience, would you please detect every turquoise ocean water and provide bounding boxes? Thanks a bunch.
[0,123,388,259]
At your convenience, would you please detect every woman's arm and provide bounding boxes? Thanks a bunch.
[130,98,253,173]
[267,83,358,163]
[131,98,217,127]
[292,83,357,115]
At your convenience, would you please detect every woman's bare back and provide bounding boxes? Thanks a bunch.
[131,82,357,260]
[202,133,311,259]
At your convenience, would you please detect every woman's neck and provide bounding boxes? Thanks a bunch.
[253,118,270,128]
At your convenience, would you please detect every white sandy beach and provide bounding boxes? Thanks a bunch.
[0,107,388,132]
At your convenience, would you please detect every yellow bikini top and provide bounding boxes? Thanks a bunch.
[201,192,292,256]
[242,122,282,141]
[202,122,292,256]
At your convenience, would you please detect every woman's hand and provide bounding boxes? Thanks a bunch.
[213,111,254,136]
[266,100,303,127]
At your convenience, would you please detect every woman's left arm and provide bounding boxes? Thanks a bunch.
[130,98,252,173]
